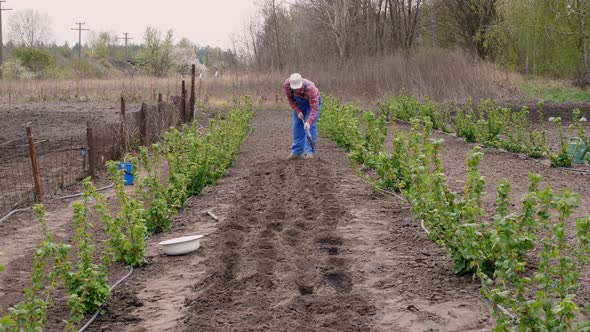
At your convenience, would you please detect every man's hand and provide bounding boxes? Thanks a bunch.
[304,122,311,131]
[297,112,304,121]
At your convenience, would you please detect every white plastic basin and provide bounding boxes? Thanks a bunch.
[158,235,204,255]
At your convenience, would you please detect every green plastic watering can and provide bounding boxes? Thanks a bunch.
[568,137,587,165]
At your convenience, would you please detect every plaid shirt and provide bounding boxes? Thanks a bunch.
[284,79,320,124]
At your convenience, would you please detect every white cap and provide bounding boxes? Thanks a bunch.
[289,73,303,89]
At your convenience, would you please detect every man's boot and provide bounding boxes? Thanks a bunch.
[287,153,303,160]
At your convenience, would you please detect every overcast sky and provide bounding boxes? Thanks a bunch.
[2,0,259,49]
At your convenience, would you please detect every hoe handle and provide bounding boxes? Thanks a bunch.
[300,118,315,151]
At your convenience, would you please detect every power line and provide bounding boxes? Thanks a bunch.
[117,32,133,60]
[0,0,13,80]
[71,22,90,59]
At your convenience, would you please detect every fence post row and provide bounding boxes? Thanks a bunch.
[181,80,187,123]
[26,126,44,201]
[190,64,196,121]
[21,73,194,204]
[120,96,127,151]
[86,124,96,178]
[140,103,147,145]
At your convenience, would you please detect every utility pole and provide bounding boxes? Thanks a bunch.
[117,32,133,60]
[71,22,89,59]
[0,0,13,80]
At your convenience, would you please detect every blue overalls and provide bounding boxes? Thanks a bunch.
[292,81,322,156]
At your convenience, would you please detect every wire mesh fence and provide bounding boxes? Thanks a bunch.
[0,97,187,216]
[35,135,87,197]
[0,138,36,215]
[140,102,183,145]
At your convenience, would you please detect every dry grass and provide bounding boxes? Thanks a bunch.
[283,49,520,102]
[0,49,518,106]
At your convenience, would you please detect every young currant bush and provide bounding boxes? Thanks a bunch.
[3,205,72,331]
[105,160,147,267]
[65,179,110,314]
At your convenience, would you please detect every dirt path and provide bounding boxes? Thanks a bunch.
[87,110,492,332]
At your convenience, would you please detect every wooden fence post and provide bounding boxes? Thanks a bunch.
[190,64,196,121]
[86,125,96,178]
[181,80,187,123]
[26,127,44,201]
[140,103,147,145]
[198,75,202,104]
[120,96,127,151]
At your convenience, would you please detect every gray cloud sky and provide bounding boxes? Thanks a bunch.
[2,0,258,48]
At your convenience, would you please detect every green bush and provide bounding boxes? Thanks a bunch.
[11,47,55,76]
[322,96,590,331]
[2,57,34,80]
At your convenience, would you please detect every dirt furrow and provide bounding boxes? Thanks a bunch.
[180,157,375,331]
[71,110,494,331]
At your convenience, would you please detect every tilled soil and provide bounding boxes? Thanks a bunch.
[0,101,138,143]
[178,159,377,331]
[390,121,590,312]
[87,110,492,331]
[4,107,590,331]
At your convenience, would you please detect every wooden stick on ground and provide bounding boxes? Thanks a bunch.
[205,210,219,221]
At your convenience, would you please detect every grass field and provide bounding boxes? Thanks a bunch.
[520,80,590,102]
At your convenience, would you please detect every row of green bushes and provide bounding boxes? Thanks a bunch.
[319,96,590,331]
[0,98,254,331]
[3,47,120,80]
[379,92,589,167]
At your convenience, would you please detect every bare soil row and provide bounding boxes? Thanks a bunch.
[2,107,590,331]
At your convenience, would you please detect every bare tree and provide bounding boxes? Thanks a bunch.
[87,31,117,58]
[569,0,590,66]
[239,13,262,68]
[235,0,426,66]
[7,9,52,48]
[270,0,284,68]
[437,0,497,58]
[300,0,361,58]
[387,0,423,49]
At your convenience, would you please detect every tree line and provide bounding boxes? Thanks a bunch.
[3,2,590,84]
[235,0,590,85]
[1,10,237,79]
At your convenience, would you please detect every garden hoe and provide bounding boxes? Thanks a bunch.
[301,118,316,152]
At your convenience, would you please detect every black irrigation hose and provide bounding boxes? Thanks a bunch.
[78,189,206,332]
[354,168,519,322]
[0,200,135,332]
[59,184,114,200]
[77,187,211,331]
[354,174,406,202]
[0,207,32,224]
[78,266,134,332]
[0,184,133,331]
[0,184,115,224]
